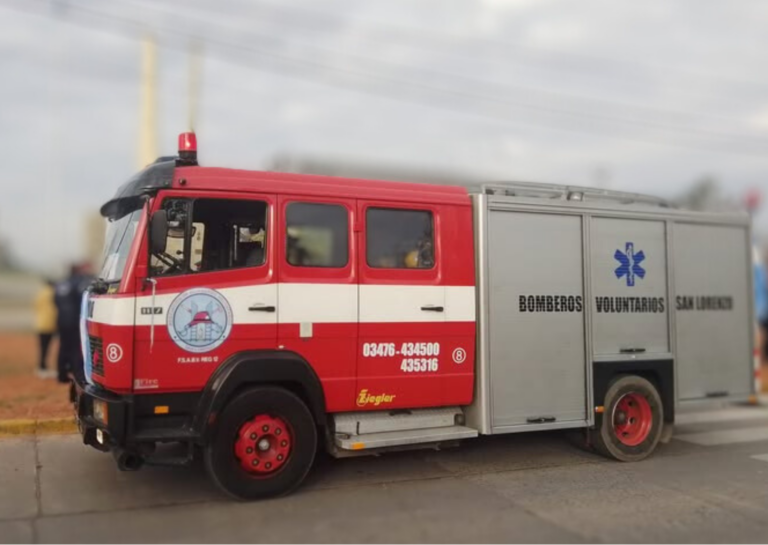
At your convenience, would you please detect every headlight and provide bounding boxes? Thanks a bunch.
[93,399,108,425]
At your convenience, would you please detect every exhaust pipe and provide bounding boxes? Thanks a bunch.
[113,449,145,472]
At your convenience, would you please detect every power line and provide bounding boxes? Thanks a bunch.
[115,0,766,130]
[75,1,768,140]
[141,0,768,99]
[4,0,768,159]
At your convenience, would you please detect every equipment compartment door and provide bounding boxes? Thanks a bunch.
[590,218,669,356]
[487,210,587,430]
[674,223,752,401]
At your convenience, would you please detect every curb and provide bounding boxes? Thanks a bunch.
[0,417,78,437]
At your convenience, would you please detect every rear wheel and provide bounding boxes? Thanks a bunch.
[594,375,663,462]
[204,386,317,500]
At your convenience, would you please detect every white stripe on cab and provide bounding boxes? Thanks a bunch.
[89,284,476,326]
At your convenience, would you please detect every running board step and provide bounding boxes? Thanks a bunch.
[333,407,463,436]
[335,425,478,451]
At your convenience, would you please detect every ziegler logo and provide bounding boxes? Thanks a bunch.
[614,242,646,287]
[356,389,396,407]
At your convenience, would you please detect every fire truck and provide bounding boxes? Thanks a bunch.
[75,133,755,499]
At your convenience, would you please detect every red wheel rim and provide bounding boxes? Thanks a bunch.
[234,414,292,475]
[612,392,652,447]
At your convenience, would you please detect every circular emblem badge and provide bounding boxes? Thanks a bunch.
[106,343,123,363]
[452,347,467,364]
[167,288,233,353]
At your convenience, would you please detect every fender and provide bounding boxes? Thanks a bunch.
[192,350,327,441]
[593,359,675,423]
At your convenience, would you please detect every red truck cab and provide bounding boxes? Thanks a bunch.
[76,134,476,498]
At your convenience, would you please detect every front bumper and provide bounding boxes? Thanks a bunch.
[74,380,130,451]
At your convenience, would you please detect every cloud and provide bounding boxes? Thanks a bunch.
[523,21,587,49]
[748,106,768,131]
[2,0,768,271]
[480,0,540,9]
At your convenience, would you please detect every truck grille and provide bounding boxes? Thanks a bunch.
[89,335,104,376]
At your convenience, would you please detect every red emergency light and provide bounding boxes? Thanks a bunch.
[178,132,198,165]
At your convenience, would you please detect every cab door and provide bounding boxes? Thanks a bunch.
[357,201,464,410]
[133,191,277,393]
[276,195,358,412]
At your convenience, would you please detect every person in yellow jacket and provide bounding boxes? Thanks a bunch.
[34,279,57,378]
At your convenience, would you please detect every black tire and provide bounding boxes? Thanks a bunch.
[204,386,317,500]
[593,375,663,462]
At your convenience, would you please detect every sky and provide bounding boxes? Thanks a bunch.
[1,0,767,272]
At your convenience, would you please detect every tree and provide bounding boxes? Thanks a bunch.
[674,176,731,211]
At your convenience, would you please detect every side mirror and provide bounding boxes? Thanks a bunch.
[150,210,169,255]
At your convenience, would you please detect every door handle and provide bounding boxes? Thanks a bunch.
[420,305,444,312]
[619,347,647,354]
[248,304,275,312]
[526,416,556,424]
[706,390,728,398]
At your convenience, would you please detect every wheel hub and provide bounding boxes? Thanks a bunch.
[612,392,652,447]
[234,415,292,474]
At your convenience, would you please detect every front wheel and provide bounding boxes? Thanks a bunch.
[204,386,317,500]
[593,375,664,462]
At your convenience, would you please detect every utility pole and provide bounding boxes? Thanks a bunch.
[188,38,203,133]
[47,0,66,273]
[138,34,158,168]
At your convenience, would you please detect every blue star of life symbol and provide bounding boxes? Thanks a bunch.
[614,242,646,287]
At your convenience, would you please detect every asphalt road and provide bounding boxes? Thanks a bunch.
[3,403,768,544]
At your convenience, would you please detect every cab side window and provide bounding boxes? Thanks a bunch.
[286,202,348,267]
[367,208,434,269]
[192,198,267,273]
[150,197,268,276]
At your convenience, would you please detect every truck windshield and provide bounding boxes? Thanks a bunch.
[99,209,142,282]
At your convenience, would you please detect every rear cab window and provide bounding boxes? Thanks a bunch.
[366,208,434,270]
[360,203,440,284]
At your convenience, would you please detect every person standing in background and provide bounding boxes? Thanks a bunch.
[33,279,57,378]
[755,250,768,363]
[54,263,93,384]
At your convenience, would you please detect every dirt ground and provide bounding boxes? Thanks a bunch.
[0,332,71,420]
